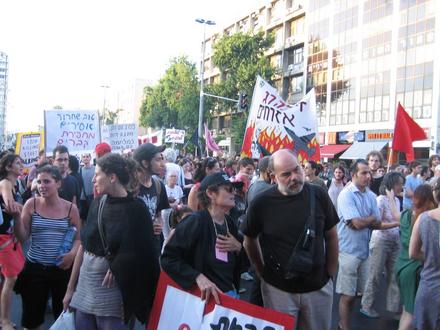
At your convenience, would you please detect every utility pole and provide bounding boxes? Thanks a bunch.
[195,18,215,155]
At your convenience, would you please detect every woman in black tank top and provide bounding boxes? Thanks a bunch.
[0,152,25,330]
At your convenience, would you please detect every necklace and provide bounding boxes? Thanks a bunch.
[211,217,229,237]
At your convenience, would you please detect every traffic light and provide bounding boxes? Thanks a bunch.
[238,91,248,111]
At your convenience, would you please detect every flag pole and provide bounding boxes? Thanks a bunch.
[387,147,393,172]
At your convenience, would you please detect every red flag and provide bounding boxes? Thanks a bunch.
[392,103,427,161]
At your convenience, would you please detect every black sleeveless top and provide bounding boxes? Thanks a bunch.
[0,190,22,235]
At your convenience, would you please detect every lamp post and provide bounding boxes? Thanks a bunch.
[100,85,110,124]
[195,18,215,154]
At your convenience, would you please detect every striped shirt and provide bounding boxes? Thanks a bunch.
[27,211,71,265]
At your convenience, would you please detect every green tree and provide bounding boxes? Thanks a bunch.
[139,56,199,136]
[209,31,274,148]
[103,108,122,125]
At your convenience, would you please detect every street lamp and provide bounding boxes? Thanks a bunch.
[195,18,216,154]
[100,85,110,124]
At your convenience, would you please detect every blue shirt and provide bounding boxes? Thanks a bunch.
[403,174,423,210]
[337,183,381,260]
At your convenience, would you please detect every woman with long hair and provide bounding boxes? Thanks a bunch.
[0,153,25,330]
[409,179,440,329]
[63,153,160,329]
[395,184,436,330]
[188,157,221,211]
[162,172,242,303]
[361,172,405,318]
[180,158,194,204]
[14,165,81,330]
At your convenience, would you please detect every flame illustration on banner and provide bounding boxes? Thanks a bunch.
[241,76,320,161]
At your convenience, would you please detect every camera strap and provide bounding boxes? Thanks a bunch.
[286,184,316,264]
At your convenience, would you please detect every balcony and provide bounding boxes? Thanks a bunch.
[285,62,304,76]
[285,35,305,48]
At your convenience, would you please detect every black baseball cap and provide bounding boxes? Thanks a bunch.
[199,172,244,192]
[133,143,166,163]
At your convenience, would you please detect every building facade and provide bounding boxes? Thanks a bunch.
[0,52,7,148]
[203,0,439,160]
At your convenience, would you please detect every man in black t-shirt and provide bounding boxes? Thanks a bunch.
[134,143,170,255]
[241,149,339,330]
[366,150,385,195]
[52,145,80,206]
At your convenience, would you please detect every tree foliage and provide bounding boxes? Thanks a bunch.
[139,56,199,133]
[209,31,274,149]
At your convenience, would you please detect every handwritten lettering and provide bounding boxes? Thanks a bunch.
[210,317,275,330]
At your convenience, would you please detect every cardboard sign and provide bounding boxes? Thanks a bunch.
[148,272,295,330]
[165,129,186,144]
[241,76,320,162]
[15,132,41,169]
[44,110,100,154]
[102,123,138,152]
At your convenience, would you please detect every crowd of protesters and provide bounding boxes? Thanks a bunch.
[0,142,439,330]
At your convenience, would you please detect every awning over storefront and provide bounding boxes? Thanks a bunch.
[320,144,351,158]
[339,141,389,160]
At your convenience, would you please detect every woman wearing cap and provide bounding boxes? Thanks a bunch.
[161,172,242,303]
[188,157,221,211]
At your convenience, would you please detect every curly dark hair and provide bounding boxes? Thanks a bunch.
[193,157,219,183]
[379,172,405,195]
[97,153,139,193]
[0,153,21,180]
[36,165,62,182]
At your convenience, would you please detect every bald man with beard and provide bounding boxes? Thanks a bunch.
[241,149,339,330]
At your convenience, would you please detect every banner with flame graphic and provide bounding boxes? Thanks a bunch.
[241,76,320,162]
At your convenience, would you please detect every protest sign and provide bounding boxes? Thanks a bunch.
[44,110,100,154]
[148,272,295,330]
[138,130,163,146]
[241,76,320,162]
[102,123,138,152]
[15,132,41,170]
[165,129,186,144]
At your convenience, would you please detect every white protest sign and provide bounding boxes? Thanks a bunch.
[202,304,284,330]
[102,123,138,152]
[44,110,100,154]
[241,76,320,162]
[165,129,186,144]
[148,272,295,330]
[156,286,204,330]
[16,132,41,169]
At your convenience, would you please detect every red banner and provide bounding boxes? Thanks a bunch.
[147,272,295,330]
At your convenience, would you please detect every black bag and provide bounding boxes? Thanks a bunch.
[284,185,317,279]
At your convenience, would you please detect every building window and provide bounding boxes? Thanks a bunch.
[269,53,283,70]
[396,61,433,119]
[363,0,393,24]
[289,16,305,37]
[287,47,304,66]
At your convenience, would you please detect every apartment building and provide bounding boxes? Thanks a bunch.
[203,0,440,160]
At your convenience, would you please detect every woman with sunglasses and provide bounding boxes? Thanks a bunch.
[188,157,221,211]
[161,172,242,303]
